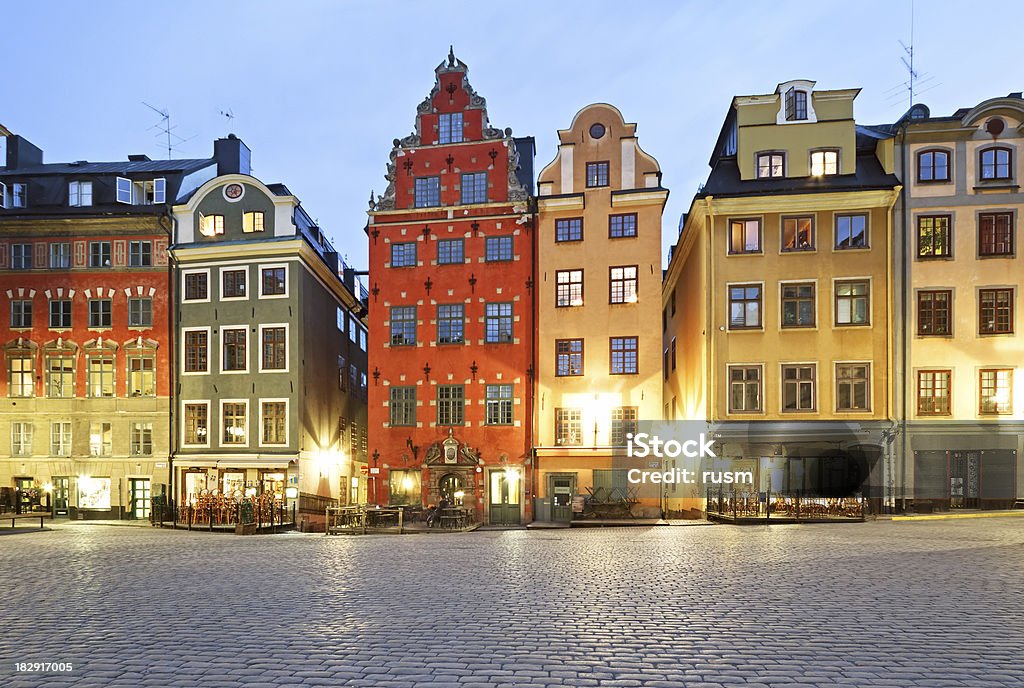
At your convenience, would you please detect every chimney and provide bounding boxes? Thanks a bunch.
[5,135,43,170]
[342,266,356,292]
[214,134,251,176]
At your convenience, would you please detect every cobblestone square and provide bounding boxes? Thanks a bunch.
[2,519,1023,687]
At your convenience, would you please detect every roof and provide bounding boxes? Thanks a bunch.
[0,158,214,177]
[699,150,899,198]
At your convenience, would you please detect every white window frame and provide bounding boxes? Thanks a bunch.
[153,178,166,204]
[359,326,367,352]
[834,360,873,413]
[50,420,73,457]
[219,325,249,374]
[219,398,249,448]
[116,176,132,204]
[258,398,289,448]
[0,181,6,209]
[69,181,93,207]
[181,268,211,303]
[181,399,211,448]
[11,421,33,457]
[220,267,249,301]
[198,213,225,237]
[181,326,212,376]
[129,421,154,456]
[810,149,840,177]
[10,183,27,208]
[257,322,289,373]
[257,263,288,299]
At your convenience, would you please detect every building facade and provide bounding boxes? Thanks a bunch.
[0,128,219,518]
[366,50,535,525]
[170,137,368,529]
[533,104,667,521]
[664,81,902,517]
[893,94,1024,511]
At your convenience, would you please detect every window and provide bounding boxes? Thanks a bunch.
[610,336,638,374]
[130,422,153,456]
[917,370,951,416]
[414,176,440,208]
[129,241,152,267]
[115,177,129,204]
[222,328,247,371]
[68,181,93,207]
[485,384,513,425]
[979,288,1013,334]
[485,235,513,262]
[8,354,33,398]
[835,280,870,326]
[555,339,583,377]
[729,219,761,254]
[438,112,463,144]
[49,300,71,329]
[555,408,582,446]
[437,238,464,265]
[980,147,1012,181]
[129,179,163,205]
[917,290,952,336]
[728,284,761,329]
[671,338,676,371]
[610,265,638,304]
[785,88,807,121]
[389,387,416,426]
[88,299,112,328]
[782,283,815,328]
[782,216,814,251]
[610,407,638,446]
[90,419,114,456]
[184,330,208,373]
[184,403,209,445]
[89,241,112,268]
[243,211,265,233]
[199,214,224,236]
[11,422,32,456]
[389,470,421,506]
[555,218,583,242]
[222,269,246,298]
[261,266,286,296]
[918,150,950,182]
[810,150,838,176]
[11,243,32,270]
[153,178,166,204]
[728,366,762,413]
[184,272,208,301]
[978,213,1013,256]
[782,364,815,412]
[437,304,464,344]
[127,355,155,396]
[46,353,75,398]
[391,242,417,267]
[87,355,115,397]
[556,269,584,307]
[390,306,417,346]
[609,214,638,238]
[836,363,870,411]
[261,402,287,445]
[51,421,72,457]
[485,302,513,343]
[222,402,247,444]
[348,318,357,343]
[49,242,71,269]
[261,326,287,370]
[918,216,952,258]
[128,298,152,327]
[586,162,609,188]
[461,172,488,204]
[757,152,785,179]
[835,214,867,249]
[437,385,465,426]
[980,369,1012,415]
[10,300,32,328]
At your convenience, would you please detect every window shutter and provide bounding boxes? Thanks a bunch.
[153,178,166,204]
[0,181,7,209]
[116,176,132,204]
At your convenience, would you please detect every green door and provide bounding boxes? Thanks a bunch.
[488,470,521,525]
[52,477,70,516]
[549,475,574,522]
[129,479,151,519]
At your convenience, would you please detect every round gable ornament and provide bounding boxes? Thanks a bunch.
[223,183,245,202]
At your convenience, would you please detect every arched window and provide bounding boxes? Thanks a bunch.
[785,88,808,121]
[917,149,950,182]
[980,146,1013,181]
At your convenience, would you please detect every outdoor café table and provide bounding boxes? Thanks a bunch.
[439,507,469,529]
[367,508,400,528]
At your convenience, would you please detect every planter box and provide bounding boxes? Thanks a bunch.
[235,523,257,535]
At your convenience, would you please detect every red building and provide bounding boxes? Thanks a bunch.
[367,49,535,524]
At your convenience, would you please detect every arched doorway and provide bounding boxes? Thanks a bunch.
[439,473,464,505]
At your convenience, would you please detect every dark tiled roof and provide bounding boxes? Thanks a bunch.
[0,158,213,177]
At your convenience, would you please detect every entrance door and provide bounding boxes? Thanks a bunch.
[129,479,151,519]
[489,470,521,525]
[52,477,70,516]
[549,475,574,522]
[950,451,980,509]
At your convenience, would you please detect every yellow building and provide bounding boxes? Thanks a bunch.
[896,94,1024,511]
[533,104,667,521]
[664,81,901,520]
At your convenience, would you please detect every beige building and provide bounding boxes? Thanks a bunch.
[532,104,666,521]
[664,81,901,520]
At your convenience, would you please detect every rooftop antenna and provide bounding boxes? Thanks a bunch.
[899,0,917,110]
[142,102,194,159]
[219,108,235,126]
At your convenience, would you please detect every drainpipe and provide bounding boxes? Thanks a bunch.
[529,196,539,524]
[163,207,178,522]
[897,120,910,514]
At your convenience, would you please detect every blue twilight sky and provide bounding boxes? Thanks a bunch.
[2,1,1018,269]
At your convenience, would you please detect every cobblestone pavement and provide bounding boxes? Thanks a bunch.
[2,519,1023,687]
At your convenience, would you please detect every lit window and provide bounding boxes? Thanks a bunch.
[222,402,247,444]
[261,402,287,445]
[131,422,153,456]
[756,153,784,178]
[89,421,113,456]
[8,353,34,398]
[729,219,761,254]
[555,408,582,445]
[87,355,115,397]
[46,353,74,398]
[556,269,584,307]
[610,407,638,446]
[199,214,225,237]
[917,216,952,258]
[609,266,638,304]
[980,369,1012,415]
[782,216,814,251]
[810,150,838,176]
[128,355,155,396]
[184,403,209,445]
[243,211,265,232]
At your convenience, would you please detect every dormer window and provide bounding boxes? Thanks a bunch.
[116,177,166,205]
[756,152,785,179]
[810,150,839,176]
[917,149,950,182]
[785,88,808,121]
[438,113,463,144]
[69,181,93,207]
[980,147,1012,181]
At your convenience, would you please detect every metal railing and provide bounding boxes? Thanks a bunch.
[706,487,866,522]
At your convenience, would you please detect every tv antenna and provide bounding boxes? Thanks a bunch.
[142,102,195,159]
[883,0,940,112]
[219,108,235,126]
